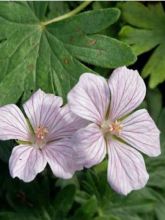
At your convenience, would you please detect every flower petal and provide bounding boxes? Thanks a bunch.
[43,139,77,179]
[68,73,110,124]
[47,105,88,141]
[0,104,30,141]
[23,89,63,129]
[72,124,106,168]
[108,66,146,121]
[9,145,47,182]
[120,109,161,157]
[107,139,149,195]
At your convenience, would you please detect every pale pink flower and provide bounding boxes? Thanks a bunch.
[0,89,85,182]
[68,66,161,195]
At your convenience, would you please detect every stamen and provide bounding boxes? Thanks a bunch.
[34,126,48,148]
[109,120,123,134]
[101,120,123,136]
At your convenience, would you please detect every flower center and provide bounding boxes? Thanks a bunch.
[34,126,48,148]
[101,120,123,136]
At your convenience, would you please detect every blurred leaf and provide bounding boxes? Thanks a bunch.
[105,189,155,215]
[158,108,165,133]
[81,170,110,201]
[55,175,79,189]
[0,2,135,105]
[0,140,13,162]
[0,212,38,220]
[71,196,98,220]
[4,176,50,211]
[149,166,165,189]
[94,216,121,220]
[48,2,69,18]
[0,208,54,220]
[119,2,165,88]
[155,195,165,220]
[51,185,76,218]
[78,169,157,220]
[146,88,162,122]
[27,2,48,19]
[75,190,91,204]
[94,159,107,174]
[157,108,165,152]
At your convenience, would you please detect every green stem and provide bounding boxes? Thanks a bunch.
[42,1,92,26]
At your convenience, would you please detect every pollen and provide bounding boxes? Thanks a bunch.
[35,126,48,141]
[101,120,123,136]
[109,120,123,134]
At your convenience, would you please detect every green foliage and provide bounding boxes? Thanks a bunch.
[71,196,98,220]
[51,184,76,219]
[119,2,165,88]
[146,88,162,122]
[0,1,165,220]
[0,1,135,105]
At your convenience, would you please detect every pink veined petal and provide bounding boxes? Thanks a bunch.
[68,73,110,124]
[23,89,63,130]
[0,104,30,141]
[107,139,149,195]
[108,66,146,121]
[72,124,106,168]
[9,145,47,182]
[47,104,89,141]
[43,139,77,179]
[120,109,161,157]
